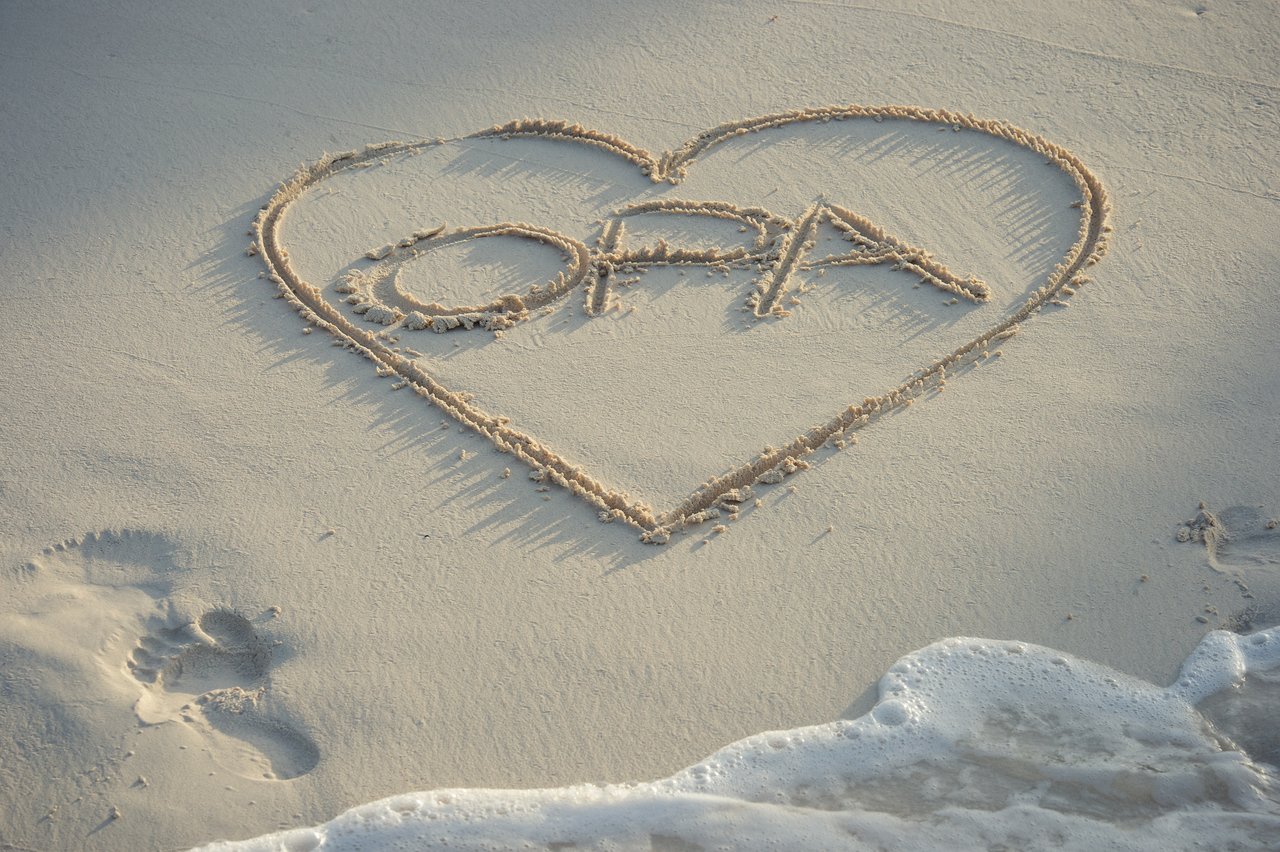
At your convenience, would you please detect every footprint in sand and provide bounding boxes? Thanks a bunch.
[1178,503,1280,573]
[13,528,318,782]
[127,608,318,781]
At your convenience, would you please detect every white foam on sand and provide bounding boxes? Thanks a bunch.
[196,626,1280,851]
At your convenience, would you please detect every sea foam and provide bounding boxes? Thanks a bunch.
[195,627,1280,850]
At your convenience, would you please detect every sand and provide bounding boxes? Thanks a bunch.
[1,0,1278,849]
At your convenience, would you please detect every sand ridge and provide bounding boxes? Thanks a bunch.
[252,105,1111,542]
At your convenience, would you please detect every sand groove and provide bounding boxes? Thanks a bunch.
[586,218,625,317]
[750,202,823,318]
[822,203,990,302]
[253,105,1110,541]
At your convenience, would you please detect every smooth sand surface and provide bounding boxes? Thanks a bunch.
[2,1,1278,848]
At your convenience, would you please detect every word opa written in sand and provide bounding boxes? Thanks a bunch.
[251,106,1111,543]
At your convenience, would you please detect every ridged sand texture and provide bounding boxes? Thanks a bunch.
[252,105,1110,543]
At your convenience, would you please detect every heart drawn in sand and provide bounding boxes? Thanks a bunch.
[251,105,1110,543]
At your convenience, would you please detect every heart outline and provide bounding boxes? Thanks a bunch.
[252,105,1111,543]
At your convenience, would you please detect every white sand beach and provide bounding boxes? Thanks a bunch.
[2,1,1278,849]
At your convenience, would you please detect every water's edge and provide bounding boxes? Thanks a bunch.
[195,626,1280,851]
